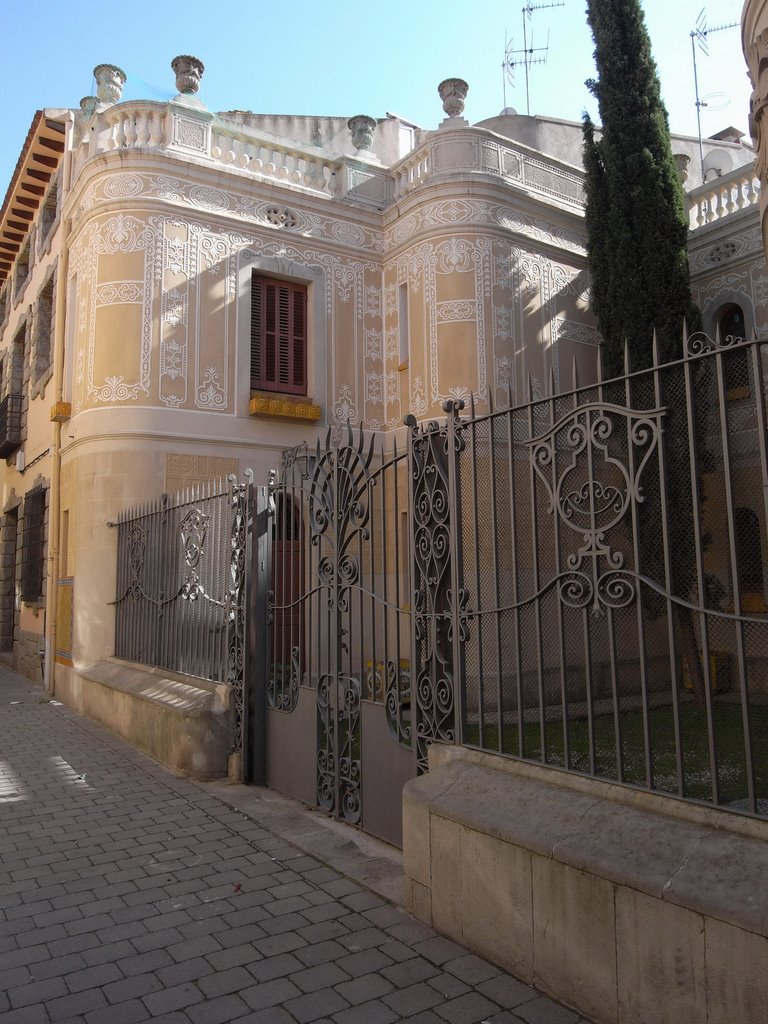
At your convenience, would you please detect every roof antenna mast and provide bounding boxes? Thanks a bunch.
[503,2,564,116]
[690,8,738,180]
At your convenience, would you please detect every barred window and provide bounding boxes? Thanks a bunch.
[250,275,307,395]
[21,485,45,603]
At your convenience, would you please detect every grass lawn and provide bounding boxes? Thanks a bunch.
[467,702,768,807]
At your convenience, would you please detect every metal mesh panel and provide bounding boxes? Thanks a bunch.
[448,335,768,819]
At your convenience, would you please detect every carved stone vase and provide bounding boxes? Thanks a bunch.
[438,78,469,118]
[93,64,126,105]
[171,55,205,95]
[348,115,376,152]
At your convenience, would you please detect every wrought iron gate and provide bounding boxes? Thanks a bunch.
[250,416,464,846]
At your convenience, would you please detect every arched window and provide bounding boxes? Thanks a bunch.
[717,304,749,396]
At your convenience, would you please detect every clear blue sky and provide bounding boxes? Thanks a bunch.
[0,0,751,196]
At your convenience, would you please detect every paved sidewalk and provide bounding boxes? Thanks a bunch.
[0,666,590,1024]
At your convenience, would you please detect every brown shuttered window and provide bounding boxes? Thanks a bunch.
[250,275,308,395]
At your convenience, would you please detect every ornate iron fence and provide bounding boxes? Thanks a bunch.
[112,477,249,741]
[452,330,768,818]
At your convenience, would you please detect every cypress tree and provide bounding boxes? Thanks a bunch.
[583,0,700,376]
[583,0,711,710]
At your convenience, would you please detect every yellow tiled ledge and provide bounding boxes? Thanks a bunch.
[249,394,321,422]
[50,402,72,422]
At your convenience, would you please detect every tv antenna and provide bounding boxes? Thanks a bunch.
[502,2,565,116]
[690,8,739,180]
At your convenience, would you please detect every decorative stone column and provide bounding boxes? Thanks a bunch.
[93,64,126,106]
[743,0,768,257]
[438,78,469,127]
[172,55,205,96]
[348,115,376,153]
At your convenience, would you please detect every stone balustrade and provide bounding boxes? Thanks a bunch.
[209,125,341,196]
[391,127,586,209]
[72,102,588,212]
[688,164,760,230]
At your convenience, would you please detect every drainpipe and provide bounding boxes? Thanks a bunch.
[43,112,74,695]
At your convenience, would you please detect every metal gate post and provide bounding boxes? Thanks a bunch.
[247,480,274,786]
[444,400,467,746]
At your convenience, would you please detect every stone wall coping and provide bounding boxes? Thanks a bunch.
[81,657,231,716]
[415,744,768,937]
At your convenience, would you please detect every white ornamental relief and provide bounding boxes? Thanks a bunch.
[554,318,602,346]
[189,186,229,213]
[365,373,384,405]
[332,221,366,247]
[195,366,227,410]
[93,376,139,402]
[410,377,428,416]
[754,274,768,306]
[363,283,381,317]
[264,207,300,229]
[495,356,514,390]
[160,338,187,382]
[103,174,144,199]
[88,214,155,404]
[364,327,382,360]
[173,116,207,152]
[436,300,477,322]
[436,238,473,273]
[163,288,186,328]
[95,282,144,305]
[332,384,358,423]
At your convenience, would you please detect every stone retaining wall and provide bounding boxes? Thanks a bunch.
[403,745,768,1024]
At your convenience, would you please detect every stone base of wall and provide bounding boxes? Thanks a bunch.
[54,659,234,781]
[14,628,44,683]
[403,745,768,1024]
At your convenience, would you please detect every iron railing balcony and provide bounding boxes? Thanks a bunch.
[0,394,22,457]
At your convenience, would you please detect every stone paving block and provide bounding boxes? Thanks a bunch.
[337,942,393,974]
[66,961,123,993]
[241,977,303,1011]
[383,979,447,1015]
[284,986,350,1022]
[84,997,151,1024]
[46,986,109,1021]
[293,938,348,966]
[247,951,304,982]
[8,975,68,1008]
[291,961,349,993]
[297,919,348,943]
[413,935,468,965]
[81,939,137,966]
[142,981,205,1015]
[338,925,388,950]
[116,947,175,977]
[381,955,441,987]
[156,955,215,987]
[206,940,264,970]
[235,1006,297,1023]
[187,992,251,1024]
[512,996,583,1024]
[331,997,398,1024]
[334,971,395,1005]
[445,953,501,986]
[434,991,503,1023]
[197,964,254,997]
[428,973,472,999]
[479,973,540,1009]
[260,911,309,936]
[103,972,164,1004]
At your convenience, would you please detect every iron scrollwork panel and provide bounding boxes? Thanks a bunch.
[310,425,374,821]
[407,405,468,774]
[529,403,665,614]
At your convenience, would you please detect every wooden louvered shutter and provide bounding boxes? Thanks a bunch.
[250,275,307,395]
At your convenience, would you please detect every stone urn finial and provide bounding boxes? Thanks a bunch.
[93,64,126,105]
[438,78,469,118]
[674,152,690,185]
[348,115,376,152]
[171,55,205,95]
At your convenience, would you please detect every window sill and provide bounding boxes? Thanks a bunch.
[249,393,321,422]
